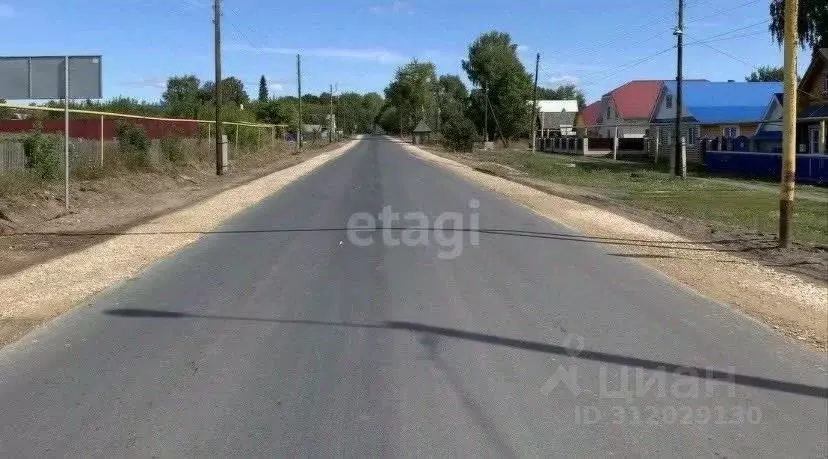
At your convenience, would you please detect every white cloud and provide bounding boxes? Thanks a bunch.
[516,45,530,53]
[0,3,16,17]
[227,44,407,64]
[268,83,284,92]
[121,77,167,89]
[546,75,580,85]
[369,1,413,14]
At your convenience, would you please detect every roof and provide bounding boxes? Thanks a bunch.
[535,100,578,113]
[802,48,828,90]
[413,119,432,133]
[753,130,782,141]
[605,80,665,120]
[578,101,602,126]
[539,111,576,129]
[658,81,783,124]
[801,104,828,119]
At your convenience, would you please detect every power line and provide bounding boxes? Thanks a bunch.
[684,0,764,25]
[688,30,768,45]
[685,19,770,45]
[694,41,756,68]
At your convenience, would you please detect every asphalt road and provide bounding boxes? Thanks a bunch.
[0,137,825,457]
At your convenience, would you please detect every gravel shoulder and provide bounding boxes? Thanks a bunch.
[0,140,358,347]
[402,141,828,349]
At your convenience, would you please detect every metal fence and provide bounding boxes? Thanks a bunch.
[0,141,25,171]
[0,102,290,209]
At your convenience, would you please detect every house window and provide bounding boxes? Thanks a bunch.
[660,127,672,146]
[723,125,740,138]
[687,126,699,145]
[824,72,828,93]
[606,106,611,119]
[666,95,673,109]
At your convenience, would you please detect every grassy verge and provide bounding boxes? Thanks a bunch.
[446,148,828,246]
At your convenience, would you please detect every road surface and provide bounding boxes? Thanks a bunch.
[0,137,825,457]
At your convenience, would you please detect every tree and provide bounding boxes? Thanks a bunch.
[162,75,201,118]
[384,60,438,134]
[537,84,587,109]
[441,113,478,151]
[362,93,385,131]
[745,65,786,82]
[200,77,249,107]
[769,0,827,49]
[462,31,533,145]
[258,75,269,102]
[255,99,295,126]
[438,75,469,122]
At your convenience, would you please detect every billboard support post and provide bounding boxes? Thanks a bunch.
[63,56,70,211]
[0,55,103,211]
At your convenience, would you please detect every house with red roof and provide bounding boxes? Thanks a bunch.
[573,101,601,137]
[596,80,665,138]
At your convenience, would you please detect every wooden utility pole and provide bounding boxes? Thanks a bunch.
[297,54,303,150]
[483,82,489,143]
[673,0,686,179]
[213,0,224,175]
[779,0,799,248]
[329,83,334,143]
[531,53,540,152]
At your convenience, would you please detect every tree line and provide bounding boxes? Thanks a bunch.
[378,31,586,150]
[4,75,385,138]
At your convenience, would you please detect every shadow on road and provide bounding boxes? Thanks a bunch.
[2,227,772,253]
[105,308,827,399]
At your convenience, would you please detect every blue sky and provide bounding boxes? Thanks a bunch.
[0,0,808,103]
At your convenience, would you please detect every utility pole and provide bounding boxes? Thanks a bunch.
[483,82,489,143]
[297,54,303,150]
[213,0,224,175]
[779,0,799,248]
[329,83,334,143]
[531,52,540,152]
[673,0,686,178]
[435,81,441,135]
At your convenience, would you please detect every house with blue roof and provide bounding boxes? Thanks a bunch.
[797,48,827,154]
[650,80,784,151]
[753,93,785,153]
[752,49,827,155]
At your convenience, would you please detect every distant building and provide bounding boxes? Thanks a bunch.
[533,99,578,139]
[573,101,602,137]
[597,80,665,139]
[534,100,578,113]
[651,80,783,148]
[412,119,432,144]
[797,48,827,154]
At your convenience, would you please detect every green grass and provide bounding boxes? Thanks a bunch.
[0,170,45,197]
[461,149,828,245]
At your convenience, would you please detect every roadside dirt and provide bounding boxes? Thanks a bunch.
[457,153,828,285]
[0,142,351,347]
[406,143,828,350]
[0,145,342,276]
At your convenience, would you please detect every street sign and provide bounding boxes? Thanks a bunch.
[0,56,102,99]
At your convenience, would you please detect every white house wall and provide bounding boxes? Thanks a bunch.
[652,87,692,121]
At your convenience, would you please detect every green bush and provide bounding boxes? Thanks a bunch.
[115,122,151,168]
[22,129,61,180]
[160,134,186,164]
[440,115,478,152]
